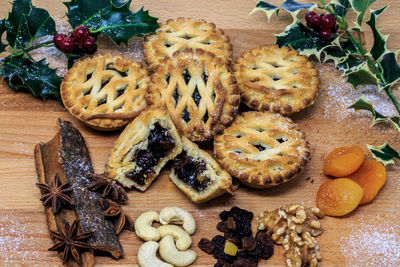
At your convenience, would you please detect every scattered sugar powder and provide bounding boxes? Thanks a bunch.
[316,63,399,121]
[0,211,46,264]
[340,214,400,267]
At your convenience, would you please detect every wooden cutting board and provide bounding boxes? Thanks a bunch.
[0,0,399,266]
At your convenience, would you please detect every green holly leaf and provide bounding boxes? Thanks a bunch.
[349,96,400,131]
[276,21,337,60]
[377,52,400,92]
[0,55,61,99]
[349,0,377,27]
[366,7,389,61]
[333,0,351,18]
[367,142,400,166]
[64,0,159,45]
[5,0,56,51]
[346,62,379,88]
[337,54,364,74]
[0,19,6,53]
[251,0,316,22]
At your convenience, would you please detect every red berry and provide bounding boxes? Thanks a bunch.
[83,36,97,54]
[53,33,67,48]
[72,25,90,42]
[59,37,76,54]
[312,15,322,27]
[307,21,313,29]
[322,14,336,29]
[305,11,317,23]
[320,28,332,40]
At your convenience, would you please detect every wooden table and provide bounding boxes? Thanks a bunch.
[1,0,400,266]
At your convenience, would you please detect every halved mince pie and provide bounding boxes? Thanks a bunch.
[170,137,234,203]
[105,108,182,190]
[147,48,240,141]
[61,54,150,131]
[214,111,311,188]
[233,45,320,115]
[143,17,232,70]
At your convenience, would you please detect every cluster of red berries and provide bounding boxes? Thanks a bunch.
[305,12,337,40]
[53,25,97,55]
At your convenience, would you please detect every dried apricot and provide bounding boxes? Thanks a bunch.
[316,178,363,216]
[324,145,364,177]
[348,159,386,204]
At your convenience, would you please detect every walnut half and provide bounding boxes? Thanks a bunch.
[257,204,324,267]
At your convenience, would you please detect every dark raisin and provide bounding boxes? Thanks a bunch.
[255,231,274,260]
[217,221,229,233]
[192,87,201,106]
[226,217,236,231]
[198,238,215,254]
[241,236,257,251]
[219,210,231,221]
[135,150,155,169]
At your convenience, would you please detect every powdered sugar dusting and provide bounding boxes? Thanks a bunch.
[316,63,399,121]
[0,211,47,264]
[340,214,400,267]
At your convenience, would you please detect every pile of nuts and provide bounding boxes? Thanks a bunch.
[256,204,325,267]
[135,206,197,267]
[198,206,274,266]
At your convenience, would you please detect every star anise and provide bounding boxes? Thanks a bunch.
[101,199,134,235]
[49,219,92,265]
[88,174,128,202]
[36,173,74,214]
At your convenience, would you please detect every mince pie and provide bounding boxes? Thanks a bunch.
[105,108,182,190]
[233,45,320,115]
[143,17,232,70]
[214,111,311,188]
[147,48,240,141]
[61,54,150,130]
[170,137,234,203]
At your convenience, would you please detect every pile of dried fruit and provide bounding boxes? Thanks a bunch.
[198,206,274,266]
[256,204,325,267]
[317,145,387,216]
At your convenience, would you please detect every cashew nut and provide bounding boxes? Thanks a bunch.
[158,225,192,250]
[135,211,160,241]
[159,235,197,267]
[137,241,172,267]
[159,206,196,235]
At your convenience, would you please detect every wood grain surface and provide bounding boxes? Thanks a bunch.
[1,0,400,266]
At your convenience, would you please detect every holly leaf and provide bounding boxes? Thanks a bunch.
[0,55,61,99]
[366,7,389,61]
[367,142,400,166]
[337,54,364,74]
[0,19,6,53]
[275,21,337,60]
[346,62,379,88]
[333,0,351,18]
[349,0,377,27]
[64,0,159,45]
[251,0,316,22]
[5,0,56,50]
[349,96,400,131]
[377,52,400,92]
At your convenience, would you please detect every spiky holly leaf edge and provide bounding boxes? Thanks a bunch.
[250,0,316,22]
[367,142,400,166]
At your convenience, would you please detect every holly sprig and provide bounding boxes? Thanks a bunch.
[0,0,159,99]
[252,0,400,165]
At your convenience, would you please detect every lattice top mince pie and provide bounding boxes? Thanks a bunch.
[143,17,232,70]
[233,45,320,115]
[214,111,311,188]
[105,108,182,191]
[147,48,240,142]
[61,54,150,131]
[170,137,234,203]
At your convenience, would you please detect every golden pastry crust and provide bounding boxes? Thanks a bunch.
[233,45,320,115]
[105,108,182,190]
[147,48,240,142]
[143,17,232,70]
[170,137,234,203]
[214,111,311,188]
[61,53,150,131]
